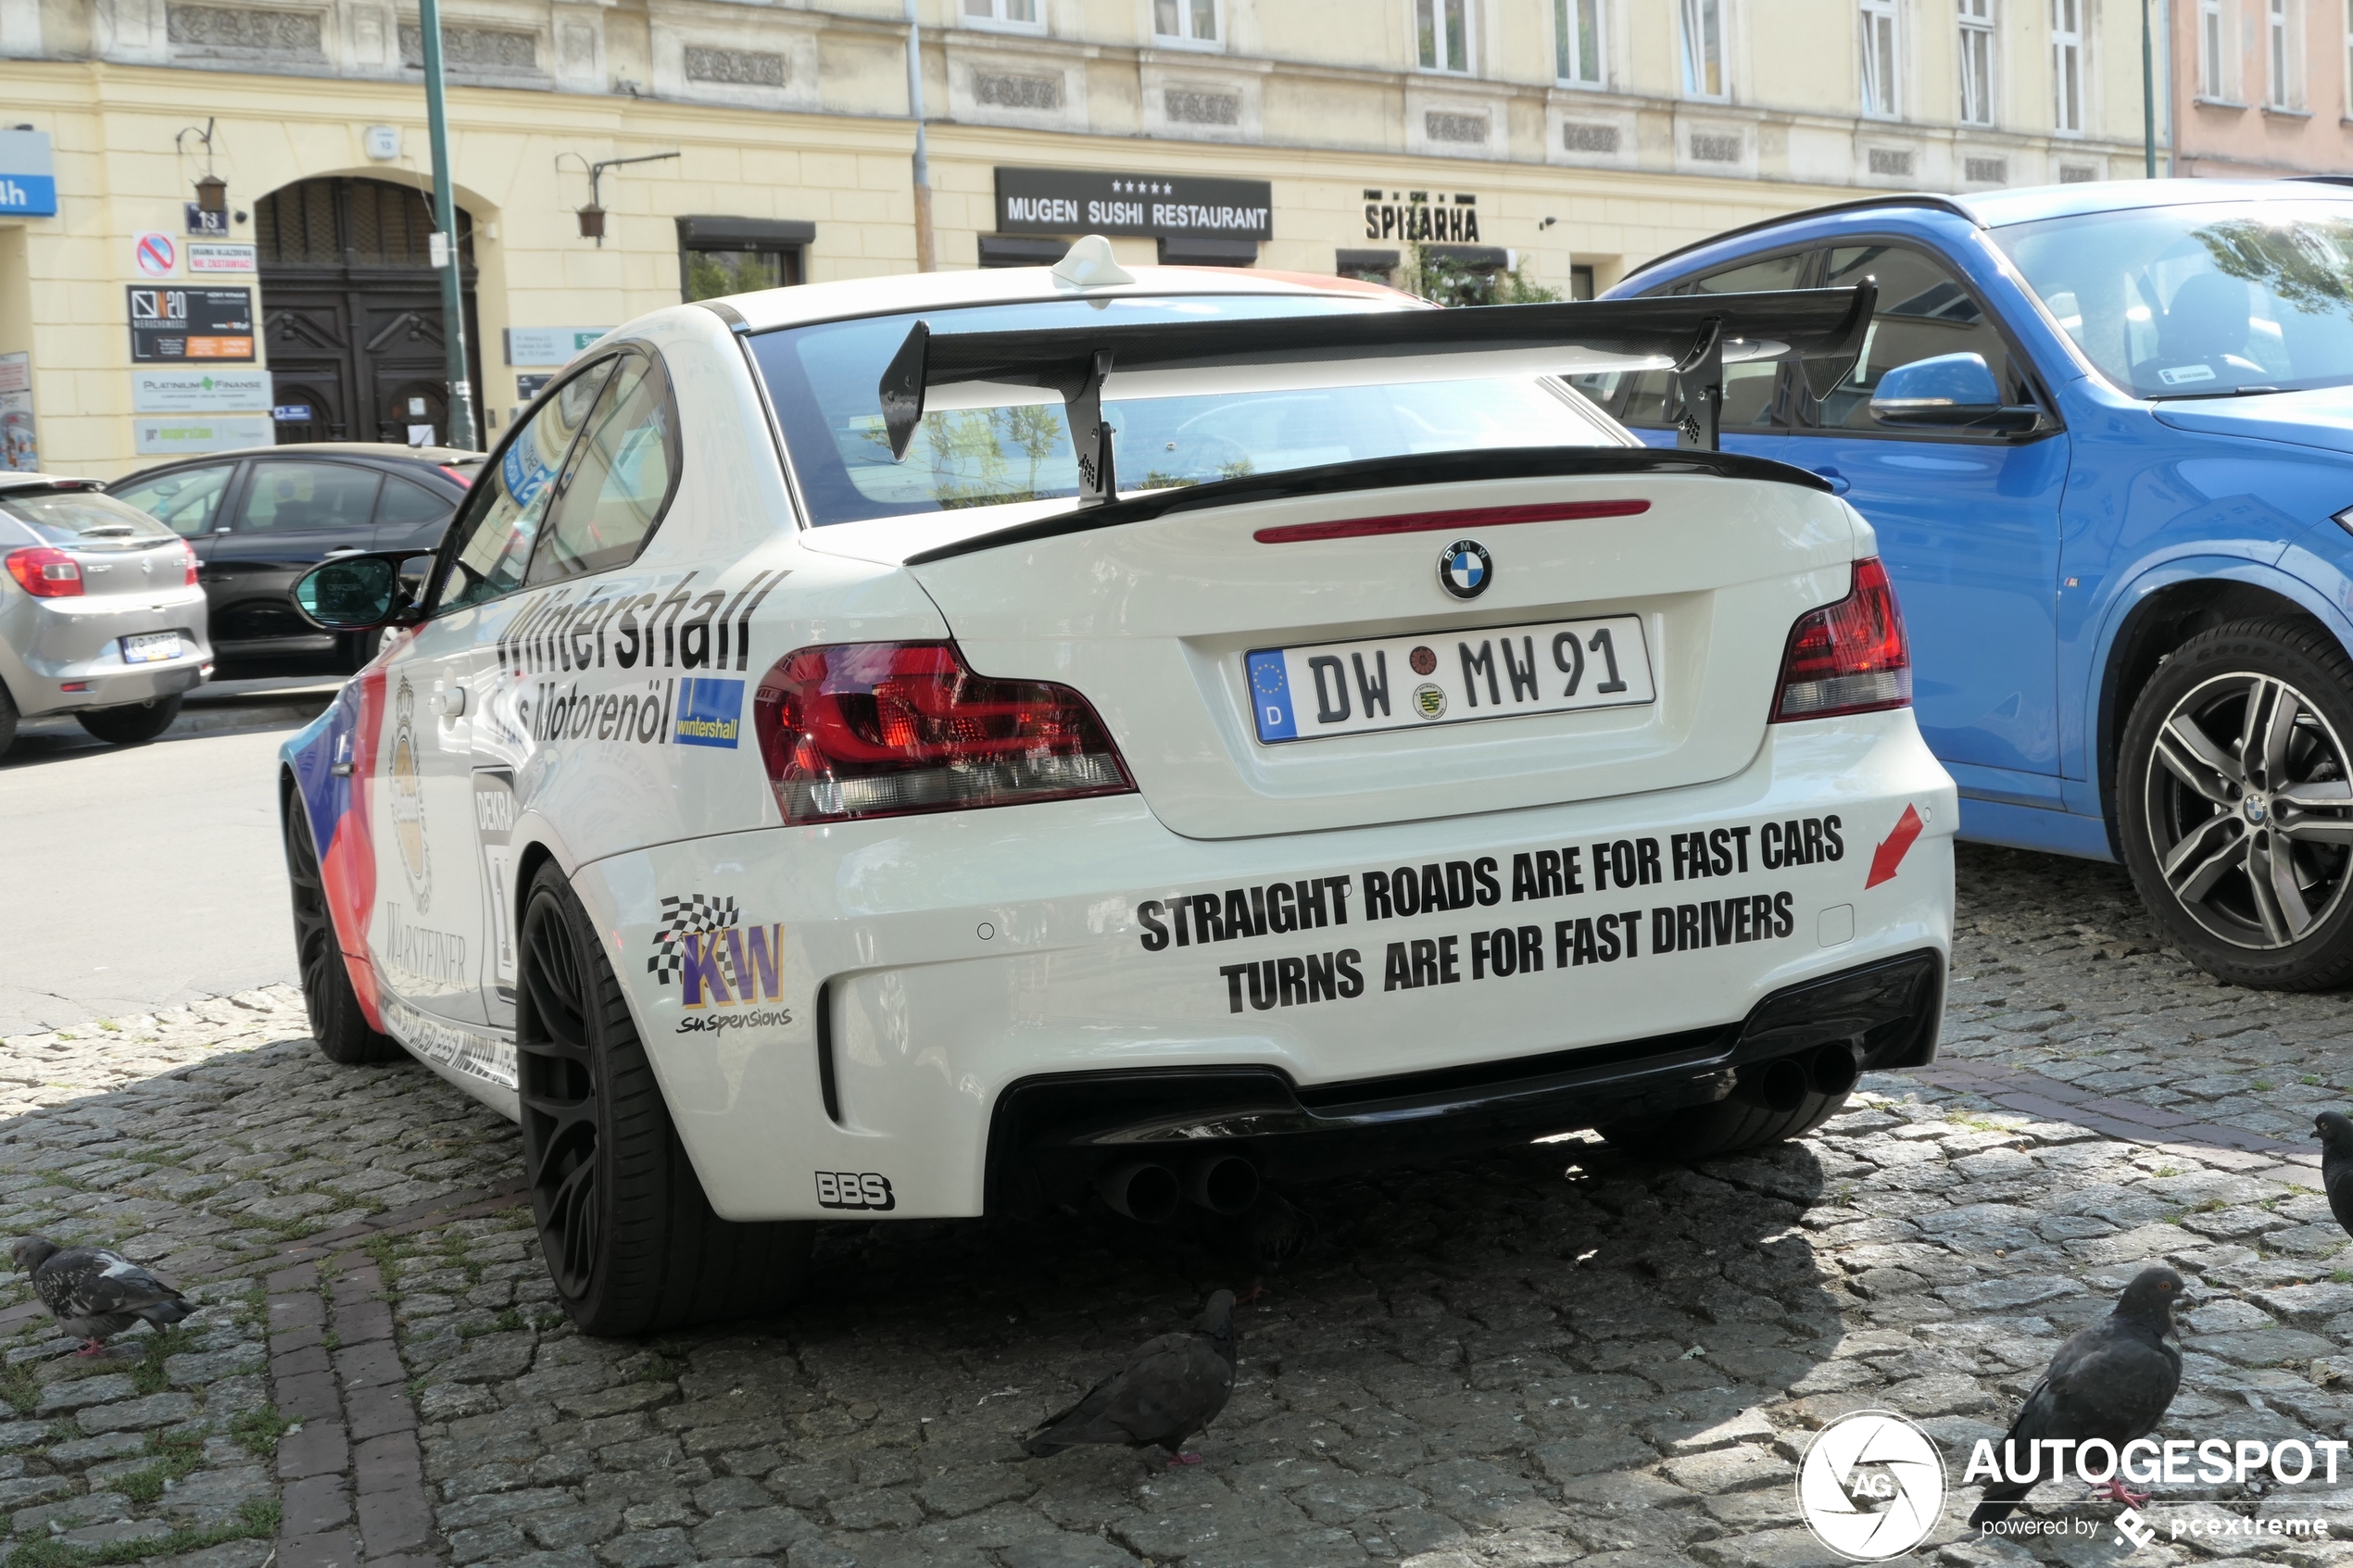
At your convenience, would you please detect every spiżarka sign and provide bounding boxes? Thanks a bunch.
[994,168,1272,241]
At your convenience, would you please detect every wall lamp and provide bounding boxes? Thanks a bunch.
[557,149,683,245]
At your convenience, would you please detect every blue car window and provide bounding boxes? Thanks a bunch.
[1994,199,2353,400]
[1808,245,2020,431]
[1582,251,1808,430]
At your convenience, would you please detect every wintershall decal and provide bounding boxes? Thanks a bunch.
[495,569,786,678]
[673,679,745,749]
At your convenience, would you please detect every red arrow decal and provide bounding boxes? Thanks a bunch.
[1864,804,1924,890]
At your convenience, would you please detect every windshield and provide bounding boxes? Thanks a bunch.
[1994,200,2353,399]
[749,295,1624,525]
[0,488,178,546]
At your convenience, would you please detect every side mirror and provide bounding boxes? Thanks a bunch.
[1869,353,2005,426]
[293,552,426,632]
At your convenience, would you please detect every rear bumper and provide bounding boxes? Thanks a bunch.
[564,707,1957,1221]
[0,589,211,718]
[990,947,1942,1211]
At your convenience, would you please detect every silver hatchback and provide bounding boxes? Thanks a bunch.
[0,475,213,759]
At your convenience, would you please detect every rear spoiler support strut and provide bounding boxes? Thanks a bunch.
[1673,318,1723,454]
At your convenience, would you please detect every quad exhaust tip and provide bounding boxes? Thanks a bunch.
[1812,1042,1860,1100]
[1096,1155,1262,1222]
[1097,1160,1181,1223]
[1185,1153,1261,1216]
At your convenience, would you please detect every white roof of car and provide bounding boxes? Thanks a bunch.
[709,264,1408,334]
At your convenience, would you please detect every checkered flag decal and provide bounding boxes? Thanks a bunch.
[648,894,740,985]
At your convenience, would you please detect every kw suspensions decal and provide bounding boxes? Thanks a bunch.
[1134,810,1881,1015]
[497,570,787,749]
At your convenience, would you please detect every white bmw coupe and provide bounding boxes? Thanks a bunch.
[281,243,1955,1333]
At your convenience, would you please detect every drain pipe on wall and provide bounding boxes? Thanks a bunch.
[906,0,936,272]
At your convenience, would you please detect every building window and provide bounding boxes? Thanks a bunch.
[1860,0,1900,116]
[1154,0,1217,45]
[1417,0,1472,72]
[2201,0,2227,96]
[2267,0,2296,105]
[1959,0,1994,123]
[1680,0,1726,98]
[1556,0,1604,85]
[676,216,812,301]
[2052,0,2083,131]
[963,0,1040,30]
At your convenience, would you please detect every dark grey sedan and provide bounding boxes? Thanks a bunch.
[109,443,481,671]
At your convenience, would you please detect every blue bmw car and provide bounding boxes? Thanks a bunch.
[1591,179,2353,990]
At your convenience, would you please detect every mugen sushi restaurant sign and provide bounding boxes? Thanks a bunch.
[995,168,1272,241]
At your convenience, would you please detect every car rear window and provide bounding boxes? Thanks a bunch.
[0,488,178,546]
[749,295,1623,526]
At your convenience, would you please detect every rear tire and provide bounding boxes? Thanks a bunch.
[1596,1085,1848,1161]
[516,863,813,1336]
[283,794,403,1065]
[76,695,182,746]
[0,682,17,761]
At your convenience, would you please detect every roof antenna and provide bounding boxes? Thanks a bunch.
[1051,234,1134,289]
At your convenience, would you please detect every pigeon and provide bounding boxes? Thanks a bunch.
[2312,1111,2353,1236]
[1216,1189,1318,1304]
[1024,1290,1239,1464]
[1969,1265,2184,1525]
[11,1239,195,1356]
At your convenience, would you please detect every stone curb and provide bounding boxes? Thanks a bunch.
[267,1252,437,1568]
[1898,1056,2328,1185]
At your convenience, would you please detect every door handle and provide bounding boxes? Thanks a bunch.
[1809,467,1853,496]
[432,684,467,718]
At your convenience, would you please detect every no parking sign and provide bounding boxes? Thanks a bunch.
[133,232,177,277]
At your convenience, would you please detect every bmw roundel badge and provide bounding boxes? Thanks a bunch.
[1439,539,1491,600]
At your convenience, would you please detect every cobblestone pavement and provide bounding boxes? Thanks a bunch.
[15,847,2353,1568]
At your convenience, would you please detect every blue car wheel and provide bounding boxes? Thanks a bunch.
[2119,617,2353,989]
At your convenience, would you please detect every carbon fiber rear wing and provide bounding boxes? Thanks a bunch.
[876,283,1875,506]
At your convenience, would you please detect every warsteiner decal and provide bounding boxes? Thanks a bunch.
[387,678,431,911]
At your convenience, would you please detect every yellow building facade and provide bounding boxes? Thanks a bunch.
[3,0,2154,477]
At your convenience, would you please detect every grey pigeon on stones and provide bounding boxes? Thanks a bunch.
[11,1238,194,1357]
[2312,1112,2353,1236]
[1969,1265,2184,1525]
[1024,1290,1238,1464]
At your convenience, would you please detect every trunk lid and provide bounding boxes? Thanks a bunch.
[70,536,189,600]
[896,461,1860,840]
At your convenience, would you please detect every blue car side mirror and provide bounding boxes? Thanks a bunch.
[1869,353,2004,424]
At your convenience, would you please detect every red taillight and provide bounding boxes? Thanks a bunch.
[179,540,200,586]
[5,546,83,598]
[1771,557,1911,721]
[752,642,1134,823]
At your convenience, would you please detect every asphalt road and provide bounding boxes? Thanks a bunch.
[0,676,335,1036]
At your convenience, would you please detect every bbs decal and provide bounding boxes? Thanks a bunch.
[815,1172,896,1211]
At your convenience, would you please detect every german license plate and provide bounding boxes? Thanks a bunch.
[120,633,182,665]
[1246,615,1655,744]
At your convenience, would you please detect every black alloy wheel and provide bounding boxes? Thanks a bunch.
[514,863,813,1336]
[2120,616,2353,990]
[283,793,402,1064]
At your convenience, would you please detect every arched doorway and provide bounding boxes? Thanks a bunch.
[256,178,483,447]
